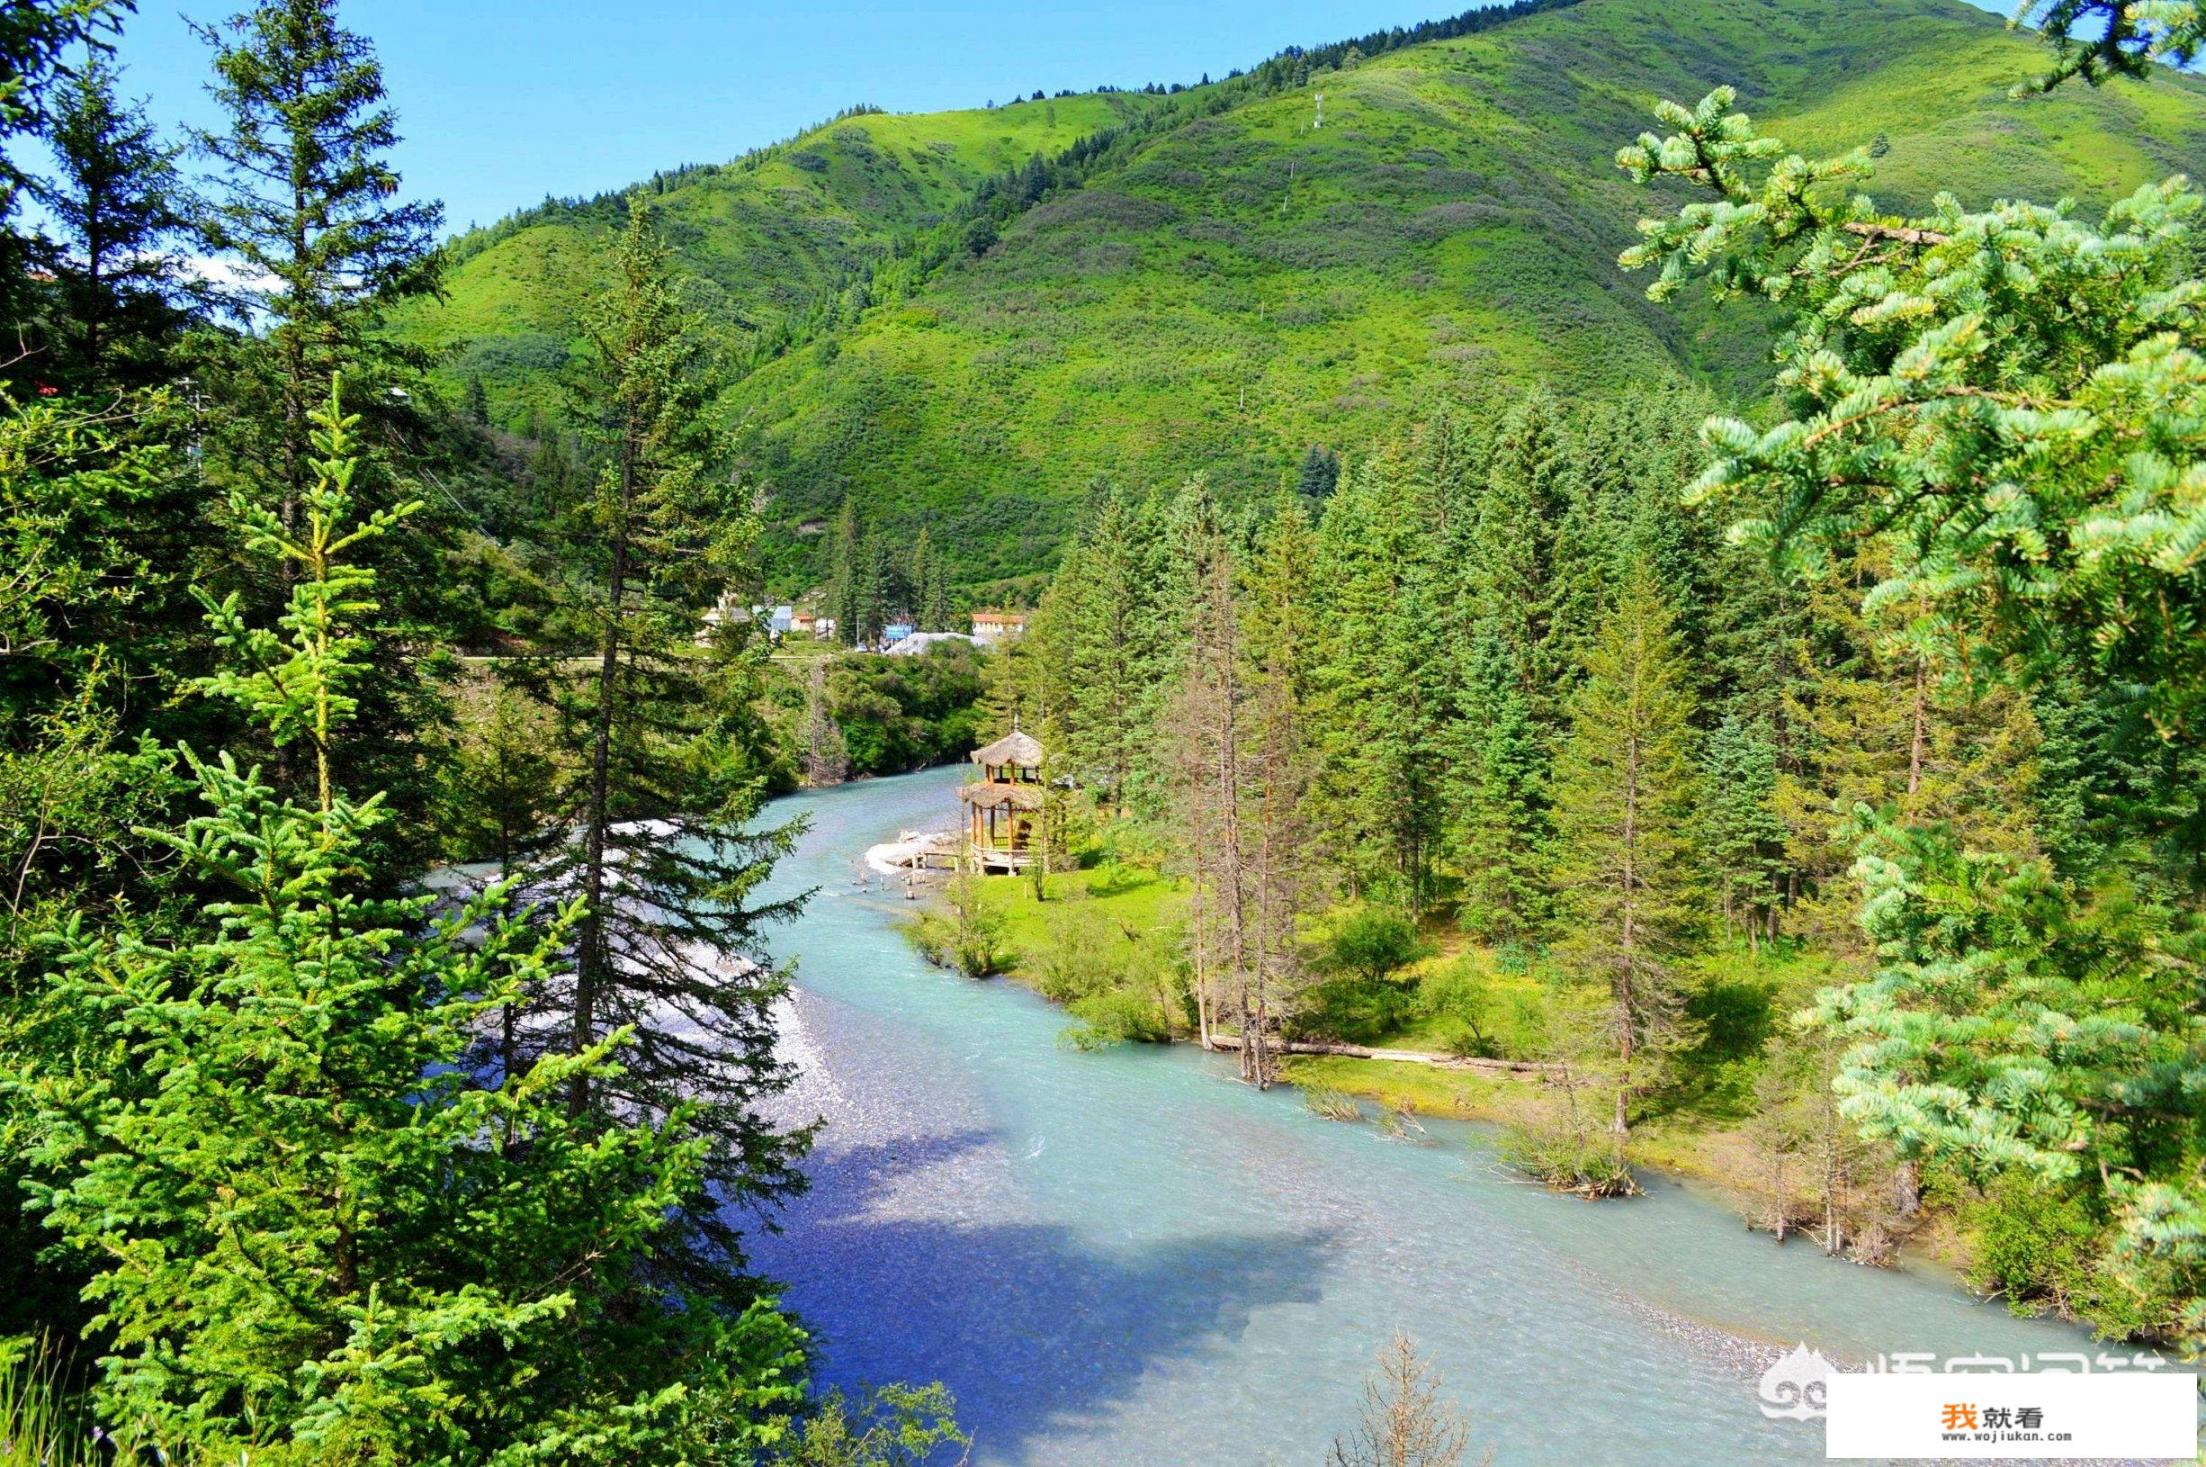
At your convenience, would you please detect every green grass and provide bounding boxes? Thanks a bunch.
[1279,1054,1532,1123]
[970,863,1183,976]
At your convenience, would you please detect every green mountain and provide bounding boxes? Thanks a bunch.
[398,0,2206,590]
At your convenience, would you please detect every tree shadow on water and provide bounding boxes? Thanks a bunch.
[751,1128,1337,1462]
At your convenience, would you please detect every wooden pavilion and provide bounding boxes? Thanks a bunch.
[959,726,1045,872]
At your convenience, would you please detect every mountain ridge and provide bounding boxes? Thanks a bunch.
[394,0,2206,590]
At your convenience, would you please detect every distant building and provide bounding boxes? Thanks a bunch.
[791,609,818,634]
[885,630,980,657]
[768,604,795,635]
[970,609,1028,645]
[814,615,838,640]
[696,591,751,646]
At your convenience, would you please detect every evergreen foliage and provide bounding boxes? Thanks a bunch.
[1547,568,1704,1135]
[1622,76,2206,1345]
[5,386,812,1461]
[31,56,195,390]
[514,199,809,1298]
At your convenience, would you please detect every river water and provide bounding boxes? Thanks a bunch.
[744,766,2107,1465]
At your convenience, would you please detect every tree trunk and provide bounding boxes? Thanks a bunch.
[1614,727,1639,1138]
[1907,655,1928,798]
[570,430,636,1114]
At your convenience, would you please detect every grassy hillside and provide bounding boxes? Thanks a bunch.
[399,0,2206,588]
[389,90,1168,425]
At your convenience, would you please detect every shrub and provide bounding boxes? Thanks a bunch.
[775,1383,968,1466]
[1501,1123,1640,1199]
[1063,988,1172,1049]
[1962,1176,2169,1336]
[1432,1017,1495,1060]
[907,874,1007,977]
[1325,905,1425,983]
[1302,1085,1365,1122]
[1293,972,1416,1043]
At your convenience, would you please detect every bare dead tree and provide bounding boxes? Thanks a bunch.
[1328,1331,1486,1467]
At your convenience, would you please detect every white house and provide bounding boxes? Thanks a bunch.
[970,609,1028,645]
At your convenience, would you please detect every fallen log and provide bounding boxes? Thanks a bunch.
[1202,1033,1561,1077]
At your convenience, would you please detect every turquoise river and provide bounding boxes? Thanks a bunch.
[742,765,2126,1466]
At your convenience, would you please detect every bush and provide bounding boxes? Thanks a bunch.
[1063,987,1172,1049]
[775,1383,968,1466]
[1962,1176,2169,1336]
[1501,1123,1640,1199]
[907,875,1007,977]
[1432,1017,1495,1060]
[1325,905,1425,983]
[1027,906,1118,1003]
[1292,972,1416,1043]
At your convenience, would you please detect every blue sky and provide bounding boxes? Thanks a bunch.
[95,0,2016,241]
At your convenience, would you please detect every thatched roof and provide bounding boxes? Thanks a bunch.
[970,728,1043,767]
[958,781,1045,810]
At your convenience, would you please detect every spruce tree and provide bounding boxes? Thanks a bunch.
[1295,442,1340,504]
[1164,478,1258,1076]
[1548,568,1702,1136]
[1453,634,1548,942]
[189,0,454,871]
[1063,488,1170,812]
[7,384,810,1459]
[1309,454,1449,911]
[827,497,862,645]
[0,0,124,355]
[32,55,192,390]
[527,199,808,1296]
[191,0,443,516]
[1239,496,1318,1066]
[1698,713,1788,947]
[1466,389,1574,727]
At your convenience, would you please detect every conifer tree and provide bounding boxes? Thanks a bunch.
[1309,455,1449,910]
[1548,568,1702,1136]
[1239,496,1318,1064]
[192,0,443,515]
[1465,388,1579,731]
[32,55,192,389]
[850,529,894,646]
[527,199,808,1295]
[1295,442,1340,504]
[801,654,848,786]
[1164,478,1258,1077]
[1620,77,2206,1339]
[1452,636,1548,942]
[6,384,810,1460]
[1698,713,1788,947]
[827,496,862,646]
[0,0,124,352]
[1063,488,1170,813]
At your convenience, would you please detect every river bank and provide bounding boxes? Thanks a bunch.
[906,828,1991,1290]
[748,767,2124,1465]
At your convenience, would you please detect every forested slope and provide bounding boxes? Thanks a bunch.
[402,0,2206,587]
